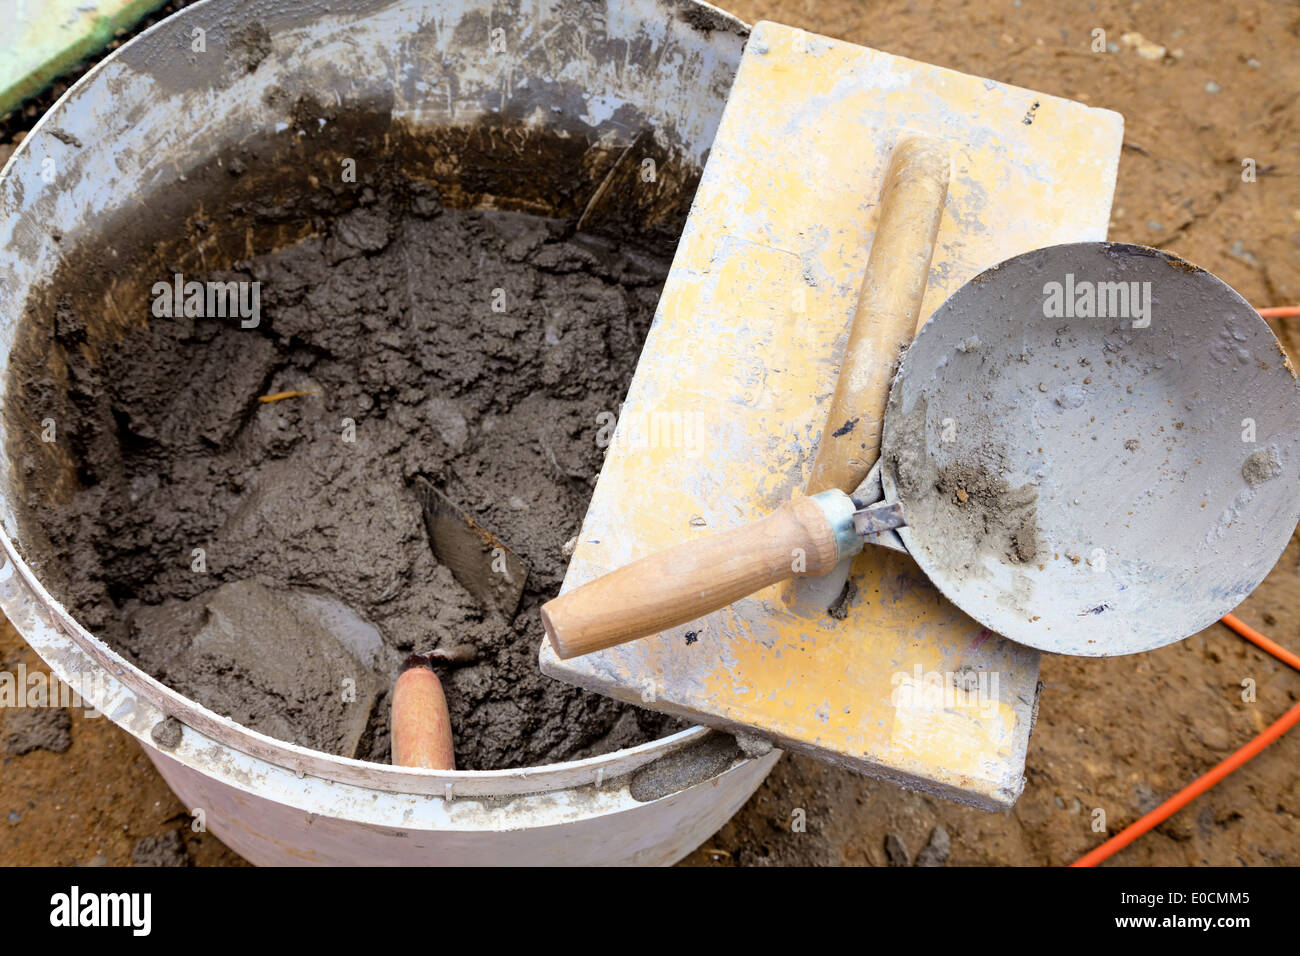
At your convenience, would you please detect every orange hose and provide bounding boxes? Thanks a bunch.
[1221,612,1300,672]
[1072,617,1300,866]
[1072,699,1300,866]
[1258,306,1300,318]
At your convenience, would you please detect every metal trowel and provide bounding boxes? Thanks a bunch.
[415,477,528,618]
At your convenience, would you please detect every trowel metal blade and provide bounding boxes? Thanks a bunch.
[415,477,528,619]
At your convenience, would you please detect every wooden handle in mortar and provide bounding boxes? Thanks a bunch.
[806,135,950,495]
[542,494,849,660]
[391,658,456,770]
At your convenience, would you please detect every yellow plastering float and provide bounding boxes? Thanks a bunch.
[540,21,1123,809]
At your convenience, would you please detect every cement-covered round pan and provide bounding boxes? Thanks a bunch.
[880,241,1300,656]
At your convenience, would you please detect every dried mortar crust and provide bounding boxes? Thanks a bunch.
[886,394,1043,585]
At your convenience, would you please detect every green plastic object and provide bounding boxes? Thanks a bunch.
[1,0,169,117]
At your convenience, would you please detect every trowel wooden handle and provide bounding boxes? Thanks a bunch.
[391,658,456,770]
[542,495,848,659]
[807,135,950,495]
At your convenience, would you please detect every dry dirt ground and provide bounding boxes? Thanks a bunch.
[2,0,1298,866]
[679,0,1300,867]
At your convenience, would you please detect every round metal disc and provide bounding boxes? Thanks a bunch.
[881,242,1300,656]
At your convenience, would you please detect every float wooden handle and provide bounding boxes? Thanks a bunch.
[542,495,846,659]
[806,135,950,495]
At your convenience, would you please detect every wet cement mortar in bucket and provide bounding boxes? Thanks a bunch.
[5,98,696,768]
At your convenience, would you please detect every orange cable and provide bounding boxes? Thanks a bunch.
[1071,617,1300,867]
[1258,306,1300,318]
[1221,612,1300,672]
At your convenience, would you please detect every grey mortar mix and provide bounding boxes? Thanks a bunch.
[7,165,685,767]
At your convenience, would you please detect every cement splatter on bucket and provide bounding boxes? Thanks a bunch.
[0,0,776,865]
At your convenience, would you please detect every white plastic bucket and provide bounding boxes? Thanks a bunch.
[0,0,776,865]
